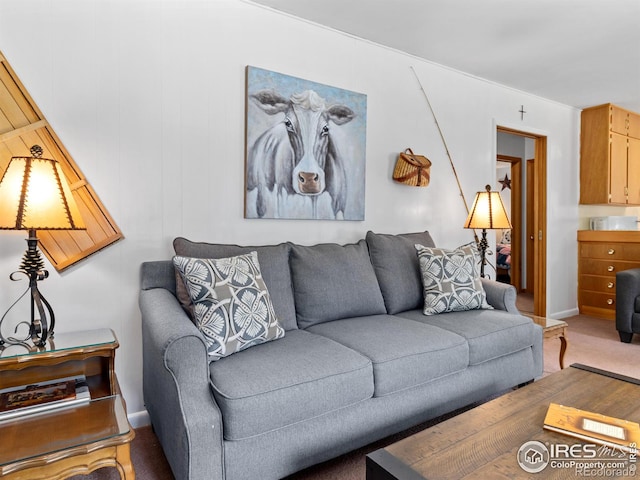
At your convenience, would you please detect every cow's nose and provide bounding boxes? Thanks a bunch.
[298,172,321,194]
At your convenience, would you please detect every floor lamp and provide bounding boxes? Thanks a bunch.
[0,145,86,347]
[463,184,512,278]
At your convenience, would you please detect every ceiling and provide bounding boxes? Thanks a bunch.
[250,0,640,113]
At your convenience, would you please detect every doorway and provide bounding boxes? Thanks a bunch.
[496,127,547,317]
[496,154,522,291]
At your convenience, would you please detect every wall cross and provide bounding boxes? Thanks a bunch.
[519,105,527,120]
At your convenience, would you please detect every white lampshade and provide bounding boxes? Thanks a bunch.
[464,184,512,230]
[0,146,86,231]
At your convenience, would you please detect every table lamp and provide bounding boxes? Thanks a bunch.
[463,184,512,278]
[0,145,86,347]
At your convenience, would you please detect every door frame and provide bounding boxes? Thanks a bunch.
[497,126,547,317]
[496,154,522,292]
[526,159,535,294]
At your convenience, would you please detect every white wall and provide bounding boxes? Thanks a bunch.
[0,0,580,423]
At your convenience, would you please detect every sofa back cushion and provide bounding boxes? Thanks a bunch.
[366,231,436,314]
[173,238,297,331]
[289,240,386,329]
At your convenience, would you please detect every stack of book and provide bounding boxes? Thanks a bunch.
[0,375,91,422]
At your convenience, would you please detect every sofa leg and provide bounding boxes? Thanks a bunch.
[618,331,633,343]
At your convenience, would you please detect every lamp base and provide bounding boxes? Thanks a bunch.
[0,230,55,348]
[478,228,488,278]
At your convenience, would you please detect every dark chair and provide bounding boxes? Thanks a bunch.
[616,268,640,343]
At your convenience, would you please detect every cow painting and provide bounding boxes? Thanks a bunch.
[245,67,366,220]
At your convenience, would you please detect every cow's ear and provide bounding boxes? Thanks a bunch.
[326,105,355,125]
[250,89,290,115]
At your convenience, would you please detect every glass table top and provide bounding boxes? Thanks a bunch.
[0,328,116,360]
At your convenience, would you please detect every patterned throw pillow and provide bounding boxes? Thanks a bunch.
[415,243,493,315]
[173,251,285,361]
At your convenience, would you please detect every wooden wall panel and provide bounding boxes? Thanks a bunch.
[0,51,123,271]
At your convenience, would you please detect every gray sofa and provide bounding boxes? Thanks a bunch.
[139,231,543,480]
[616,268,640,343]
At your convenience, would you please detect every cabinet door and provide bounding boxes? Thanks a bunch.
[629,111,640,139]
[629,137,640,204]
[611,106,629,136]
[610,134,628,203]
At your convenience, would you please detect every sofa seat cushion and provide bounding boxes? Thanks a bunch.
[396,309,536,365]
[209,329,373,440]
[307,315,468,397]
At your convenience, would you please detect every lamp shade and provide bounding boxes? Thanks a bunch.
[464,184,512,230]
[0,146,86,231]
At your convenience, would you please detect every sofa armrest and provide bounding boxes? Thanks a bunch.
[481,278,519,313]
[140,287,224,480]
[616,268,640,334]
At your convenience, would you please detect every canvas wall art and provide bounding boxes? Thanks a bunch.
[245,66,367,220]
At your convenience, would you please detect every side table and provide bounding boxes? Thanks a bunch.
[527,315,568,369]
[0,329,135,479]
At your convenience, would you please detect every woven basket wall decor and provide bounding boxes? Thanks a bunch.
[392,148,432,187]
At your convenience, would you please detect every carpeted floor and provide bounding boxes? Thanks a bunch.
[75,309,639,480]
[542,313,640,379]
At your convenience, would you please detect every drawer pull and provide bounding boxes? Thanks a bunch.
[607,265,615,272]
[608,248,615,255]
[607,282,614,289]
[607,298,614,305]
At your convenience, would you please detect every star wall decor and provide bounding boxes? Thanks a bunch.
[499,173,511,190]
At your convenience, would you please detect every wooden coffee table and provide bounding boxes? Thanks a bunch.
[367,365,640,479]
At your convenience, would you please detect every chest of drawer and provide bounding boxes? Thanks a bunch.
[577,231,640,320]
[578,291,616,311]
[579,275,616,292]
[579,242,640,260]
[579,258,640,276]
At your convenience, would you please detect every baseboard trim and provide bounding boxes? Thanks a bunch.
[551,308,579,320]
[128,409,151,428]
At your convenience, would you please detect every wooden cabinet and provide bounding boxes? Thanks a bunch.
[629,136,640,204]
[0,329,135,479]
[580,103,640,205]
[611,106,640,138]
[578,230,640,320]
